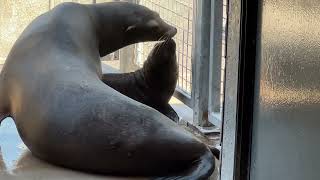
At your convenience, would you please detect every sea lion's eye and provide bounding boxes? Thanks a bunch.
[151,25,159,31]
[146,20,159,30]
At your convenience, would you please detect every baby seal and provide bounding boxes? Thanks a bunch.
[102,39,179,122]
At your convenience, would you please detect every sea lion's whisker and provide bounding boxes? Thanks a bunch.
[155,44,161,55]
[157,35,164,41]
[154,35,167,55]
[156,38,166,55]
[161,37,169,49]
[158,34,167,41]
[161,36,169,46]
[158,36,171,54]
[154,33,173,55]
[155,38,164,55]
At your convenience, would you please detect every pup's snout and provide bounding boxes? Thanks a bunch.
[171,27,177,36]
[166,39,176,51]
[167,27,177,38]
[153,39,176,56]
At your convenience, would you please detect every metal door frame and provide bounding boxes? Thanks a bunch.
[220,0,259,179]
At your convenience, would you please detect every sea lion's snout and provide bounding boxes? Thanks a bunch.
[172,27,177,36]
[166,27,177,38]
[154,39,176,54]
[147,15,177,40]
[159,22,177,39]
[151,39,176,61]
[166,39,176,52]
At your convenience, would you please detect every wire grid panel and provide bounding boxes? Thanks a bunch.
[136,0,194,95]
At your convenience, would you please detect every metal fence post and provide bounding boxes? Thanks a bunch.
[220,0,241,178]
[208,0,224,128]
[192,0,211,127]
[118,0,139,72]
[49,0,54,9]
[119,44,140,72]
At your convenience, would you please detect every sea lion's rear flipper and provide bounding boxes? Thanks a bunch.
[209,146,220,159]
[0,86,10,125]
[154,149,215,180]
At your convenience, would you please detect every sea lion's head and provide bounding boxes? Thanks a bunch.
[143,39,178,101]
[90,2,177,56]
[123,3,177,43]
[148,38,177,62]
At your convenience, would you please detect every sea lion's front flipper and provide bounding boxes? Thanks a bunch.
[157,104,180,122]
[154,149,215,180]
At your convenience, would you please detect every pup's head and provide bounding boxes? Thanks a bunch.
[143,39,178,102]
[148,38,177,62]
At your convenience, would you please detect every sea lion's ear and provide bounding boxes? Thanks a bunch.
[126,25,136,33]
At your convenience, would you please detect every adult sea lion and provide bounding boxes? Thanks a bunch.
[0,2,215,179]
[102,38,179,122]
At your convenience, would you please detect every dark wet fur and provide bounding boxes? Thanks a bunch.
[0,2,214,179]
[102,38,179,122]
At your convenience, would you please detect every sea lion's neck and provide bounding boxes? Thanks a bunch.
[88,4,133,57]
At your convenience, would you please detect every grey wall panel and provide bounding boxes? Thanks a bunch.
[251,0,320,180]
